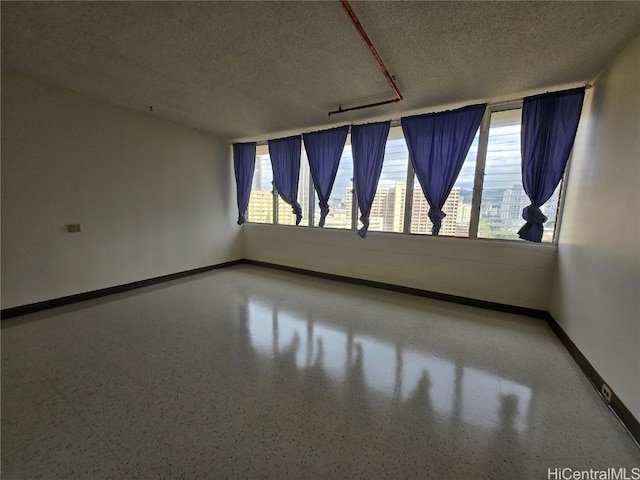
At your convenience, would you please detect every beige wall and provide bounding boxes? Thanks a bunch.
[244,224,556,310]
[550,36,640,419]
[1,74,241,309]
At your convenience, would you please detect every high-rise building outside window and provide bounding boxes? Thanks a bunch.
[278,148,310,227]
[247,144,273,224]
[410,131,479,237]
[245,106,565,243]
[360,126,410,234]
[478,109,560,242]
[319,136,353,229]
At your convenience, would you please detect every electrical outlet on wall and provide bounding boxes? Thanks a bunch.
[67,224,81,233]
[601,383,612,402]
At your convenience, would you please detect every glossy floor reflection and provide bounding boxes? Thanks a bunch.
[2,265,638,479]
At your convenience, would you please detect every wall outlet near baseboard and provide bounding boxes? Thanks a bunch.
[601,383,612,402]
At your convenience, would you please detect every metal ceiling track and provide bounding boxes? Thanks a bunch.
[328,0,403,117]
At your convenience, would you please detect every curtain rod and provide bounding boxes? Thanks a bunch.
[249,83,592,146]
[490,83,592,110]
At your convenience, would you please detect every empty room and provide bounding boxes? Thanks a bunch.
[1,1,639,479]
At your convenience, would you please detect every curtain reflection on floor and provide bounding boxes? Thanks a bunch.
[230,293,535,478]
[241,296,532,427]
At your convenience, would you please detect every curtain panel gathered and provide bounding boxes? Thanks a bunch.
[351,121,391,238]
[268,135,303,225]
[401,104,486,235]
[233,142,256,225]
[518,87,585,242]
[303,126,349,227]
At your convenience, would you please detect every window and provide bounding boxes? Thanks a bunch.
[478,109,561,242]
[248,143,310,227]
[277,147,310,227]
[319,136,353,229]
[247,144,273,224]
[244,101,568,243]
[410,130,479,237]
[362,126,410,234]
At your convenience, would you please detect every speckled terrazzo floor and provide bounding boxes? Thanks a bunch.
[2,265,638,479]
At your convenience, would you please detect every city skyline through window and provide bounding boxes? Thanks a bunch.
[247,144,273,224]
[277,148,310,227]
[314,136,353,229]
[353,126,409,234]
[247,107,563,243]
[478,109,560,242]
[410,130,479,237]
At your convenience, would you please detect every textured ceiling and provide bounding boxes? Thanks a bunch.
[2,1,640,140]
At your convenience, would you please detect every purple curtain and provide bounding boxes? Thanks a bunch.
[518,87,585,242]
[303,126,349,227]
[268,135,303,225]
[352,121,391,238]
[401,104,486,235]
[233,142,256,225]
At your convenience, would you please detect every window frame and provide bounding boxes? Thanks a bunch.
[473,102,564,243]
[244,100,568,245]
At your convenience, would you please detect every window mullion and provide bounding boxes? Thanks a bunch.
[272,180,277,225]
[308,170,315,227]
[350,174,358,231]
[469,106,491,239]
[403,161,414,234]
[552,155,571,243]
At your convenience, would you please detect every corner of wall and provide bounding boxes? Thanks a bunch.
[550,34,640,420]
